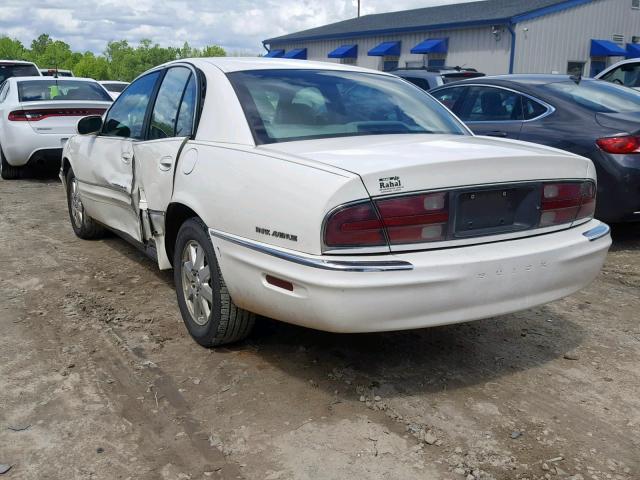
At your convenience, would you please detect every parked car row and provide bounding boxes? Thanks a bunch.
[57,58,611,347]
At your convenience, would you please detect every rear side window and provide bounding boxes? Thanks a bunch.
[17,80,112,102]
[522,97,549,120]
[0,63,39,83]
[103,82,128,93]
[103,71,161,139]
[148,67,194,140]
[403,76,431,91]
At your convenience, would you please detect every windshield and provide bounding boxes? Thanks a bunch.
[543,80,640,112]
[103,82,128,93]
[18,80,112,102]
[0,63,39,83]
[228,69,468,144]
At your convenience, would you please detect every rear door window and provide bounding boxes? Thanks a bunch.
[457,86,523,122]
[148,67,193,140]
[522,97,549,120]
[103,71,161,139]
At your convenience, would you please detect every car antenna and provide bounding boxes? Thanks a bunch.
[570,72,582,84]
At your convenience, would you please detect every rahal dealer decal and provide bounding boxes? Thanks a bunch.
[379,176,403,193]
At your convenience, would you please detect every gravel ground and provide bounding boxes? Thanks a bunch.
[0,177,638,480]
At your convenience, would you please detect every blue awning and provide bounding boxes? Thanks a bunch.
[328,44,358,59]
[590,39,626,57]
[264,49,285,58]
[368,41,401,57]
[626,43,640,58]
[283,48,307,59]
[410,38,448,54]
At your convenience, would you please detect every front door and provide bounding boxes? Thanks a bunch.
[76,70,162,242]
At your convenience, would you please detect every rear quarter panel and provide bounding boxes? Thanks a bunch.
[170,142,369,255]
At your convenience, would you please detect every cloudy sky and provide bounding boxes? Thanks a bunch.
[0,0,467,54]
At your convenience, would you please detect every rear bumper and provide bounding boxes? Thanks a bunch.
[591,150,640,222]
[2,123,70,167]
[210,219,611,333]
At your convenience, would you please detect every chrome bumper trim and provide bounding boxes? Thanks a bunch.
[582,223,610,241]
[209,229,413,272]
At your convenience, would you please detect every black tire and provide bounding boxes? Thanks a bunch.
[65,168,105,239]
[0,147,21,180]
[173,218,255,347]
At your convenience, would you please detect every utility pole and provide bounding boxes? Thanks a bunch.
[357,0,361,17]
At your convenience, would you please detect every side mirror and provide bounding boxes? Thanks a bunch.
[77,115,103,135]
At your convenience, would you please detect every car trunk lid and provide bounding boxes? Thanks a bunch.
[595,111,640,133]
[260,134,591,196]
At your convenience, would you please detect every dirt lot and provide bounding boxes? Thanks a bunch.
[0,177,638,480]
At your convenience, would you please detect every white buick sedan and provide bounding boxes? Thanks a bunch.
[61,58,611,347]
[0,76,112,179]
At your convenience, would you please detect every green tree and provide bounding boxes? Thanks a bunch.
[0,36,27,60]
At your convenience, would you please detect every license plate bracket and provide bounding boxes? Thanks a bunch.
[453,185,540,238]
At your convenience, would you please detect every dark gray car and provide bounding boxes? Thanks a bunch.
[430,75,640,223]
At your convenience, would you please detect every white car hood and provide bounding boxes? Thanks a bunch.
[259,134,592,196]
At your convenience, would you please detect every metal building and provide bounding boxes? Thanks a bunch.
[263,0,640,76]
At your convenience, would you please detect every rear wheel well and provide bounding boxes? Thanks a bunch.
[62,157,72,177]
[165,203,200,266]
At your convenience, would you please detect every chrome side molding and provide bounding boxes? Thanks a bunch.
[582,223,610,241]
[209,229,414,272]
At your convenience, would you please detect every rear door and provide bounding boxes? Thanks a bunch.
[75,71,162,242]
[134,65,199,219]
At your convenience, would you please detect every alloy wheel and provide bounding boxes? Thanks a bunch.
[180,240,213,326]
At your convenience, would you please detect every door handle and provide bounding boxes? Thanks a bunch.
[159,156,173,171]
[486,131,508,138]
[121,151,133,163]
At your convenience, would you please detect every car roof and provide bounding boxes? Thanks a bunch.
[392,70,442,78]
[0,60,37,66]
[99,80,129,84]
[431,74,591,88]
[165,57,395,75]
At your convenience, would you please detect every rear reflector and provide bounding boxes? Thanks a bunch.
[596,135,640,154]
[8,108,106,122]
[265,275,294,291]
[539,181,596,227]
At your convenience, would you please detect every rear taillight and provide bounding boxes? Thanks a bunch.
[596,135,640,154]
[376,192,449,244]
[323,202,386,248]
[539,181,596,227]
[324,192,450,249]
[8,108,106,122]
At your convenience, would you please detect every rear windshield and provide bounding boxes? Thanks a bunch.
[228,69,468,144]
[0,63,39,83]
[102,82,128,93]
[18,80,112,102]
[543,80,640,112]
